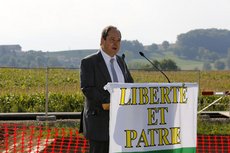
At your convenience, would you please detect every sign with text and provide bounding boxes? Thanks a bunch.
[104,83,198,153]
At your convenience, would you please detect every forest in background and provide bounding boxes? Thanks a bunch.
[1,28,230,70]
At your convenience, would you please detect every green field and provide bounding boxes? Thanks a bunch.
[1,68,230,93]
[128,52,205,70]
[0,68,230,134]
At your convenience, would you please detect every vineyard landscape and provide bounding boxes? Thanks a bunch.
[0,68,230,134]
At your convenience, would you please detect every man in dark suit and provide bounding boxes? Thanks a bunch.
[80,25,133,153]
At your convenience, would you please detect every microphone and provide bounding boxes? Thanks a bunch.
[122,53,125,60]
[139,51,171,83]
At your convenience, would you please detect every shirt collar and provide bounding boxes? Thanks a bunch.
[100,48,117,62]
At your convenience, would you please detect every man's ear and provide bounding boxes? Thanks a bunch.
[100,37,104,47]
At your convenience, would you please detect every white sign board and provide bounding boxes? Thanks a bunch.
[105,83,198,153]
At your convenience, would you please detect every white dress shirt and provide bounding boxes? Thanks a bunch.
[100,49,125,83]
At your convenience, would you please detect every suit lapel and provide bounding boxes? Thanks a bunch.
[96,52,112,82]
[117,57,124,73]
[117,56,127,82]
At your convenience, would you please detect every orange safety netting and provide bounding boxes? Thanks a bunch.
[1,124,230,153]
[0,123,89,153]
[197,135,230,153]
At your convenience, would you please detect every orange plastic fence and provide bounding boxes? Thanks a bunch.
[197,135,230,153]
[0,124,89,153]
[1,124,230,153]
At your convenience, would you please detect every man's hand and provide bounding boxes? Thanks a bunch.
[102,103,110,110]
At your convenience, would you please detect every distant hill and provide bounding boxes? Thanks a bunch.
[47,49,97,68]
[1,28,230,70]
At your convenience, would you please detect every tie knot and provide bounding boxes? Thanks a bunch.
[110,58,115,63]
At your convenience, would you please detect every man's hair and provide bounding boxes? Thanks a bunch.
[101,25,121,40]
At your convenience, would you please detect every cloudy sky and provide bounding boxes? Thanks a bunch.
[1,0,230,51]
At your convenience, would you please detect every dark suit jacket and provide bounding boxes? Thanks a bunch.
[80,51,133,141]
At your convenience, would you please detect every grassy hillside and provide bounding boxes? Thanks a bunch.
[149,51,204,70]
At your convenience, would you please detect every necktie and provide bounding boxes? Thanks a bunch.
[110,58,118,82]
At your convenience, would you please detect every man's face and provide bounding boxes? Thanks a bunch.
[101,28,121,57]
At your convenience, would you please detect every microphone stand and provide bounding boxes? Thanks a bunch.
[139,52,171,83]
[121,53,128,80]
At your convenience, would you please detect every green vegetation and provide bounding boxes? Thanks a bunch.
[0,93,84,113]
[0,68,230,134]
[197,118,230,135]
[153,52,204,70]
